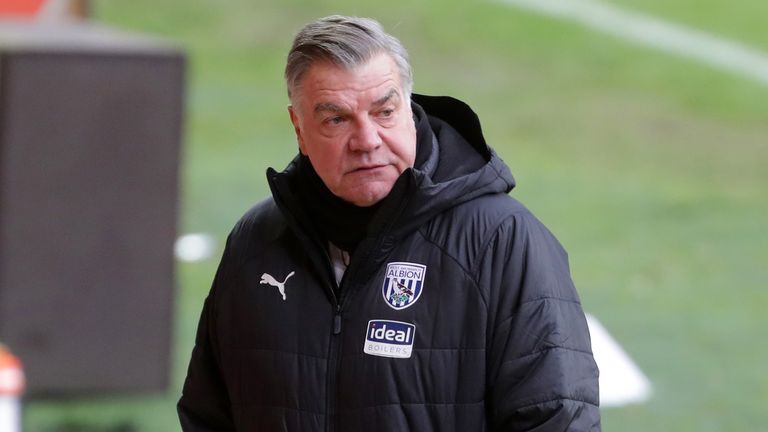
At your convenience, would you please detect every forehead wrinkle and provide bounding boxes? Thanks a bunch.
[311,86,399,118]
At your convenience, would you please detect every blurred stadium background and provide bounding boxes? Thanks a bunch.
[3,0,767,430]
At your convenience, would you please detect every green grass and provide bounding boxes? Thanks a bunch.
[606,0,768,50]
[23,0,768,430]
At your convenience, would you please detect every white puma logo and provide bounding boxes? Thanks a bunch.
[260,271,295,301]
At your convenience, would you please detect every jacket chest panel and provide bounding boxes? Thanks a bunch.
[334,244,488,409]
[217,257,333,354]
[215,257,334,415]
[343,243,487,344]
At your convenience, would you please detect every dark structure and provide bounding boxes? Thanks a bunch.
[0,20,185,396]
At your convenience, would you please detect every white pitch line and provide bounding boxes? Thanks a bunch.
[496,0,768,87]
[586,314,652,407]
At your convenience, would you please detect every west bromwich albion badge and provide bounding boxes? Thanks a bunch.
[382,262,426,310]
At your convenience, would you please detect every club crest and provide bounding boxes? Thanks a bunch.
[382,262,426,310]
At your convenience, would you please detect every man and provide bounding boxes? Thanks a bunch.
[178,15,600,431]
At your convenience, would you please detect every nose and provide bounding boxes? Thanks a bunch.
[349,117,381,152]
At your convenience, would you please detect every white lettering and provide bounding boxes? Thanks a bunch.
[386,266,423,280]
[369,324,413,344]
[364,320,416,359]
[364,341,412,358]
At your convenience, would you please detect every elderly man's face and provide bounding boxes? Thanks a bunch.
[288,53,417,207]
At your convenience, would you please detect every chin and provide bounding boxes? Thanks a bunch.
[346,195,384,207]
[341,185,394,207]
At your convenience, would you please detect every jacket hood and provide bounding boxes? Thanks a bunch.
[396,94,515,233]
[268,93,515,243]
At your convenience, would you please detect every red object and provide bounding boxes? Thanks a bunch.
[0,0,46,16]
[0,345,25,396]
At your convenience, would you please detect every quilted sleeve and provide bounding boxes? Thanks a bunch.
[177,240,237,431]
[480,211,601,431]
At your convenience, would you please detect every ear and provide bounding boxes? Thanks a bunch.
[288,105,307,155]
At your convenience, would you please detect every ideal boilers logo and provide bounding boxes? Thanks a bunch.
[363,320,416,359]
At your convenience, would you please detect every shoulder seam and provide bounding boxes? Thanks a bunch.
[416,228,487,309]
[494,296,584,329]
[508,396,600,411]
[499,345,595,365]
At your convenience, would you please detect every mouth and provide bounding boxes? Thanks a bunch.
[349,164,387,174]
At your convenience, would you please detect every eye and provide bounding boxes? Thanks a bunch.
[324,116,346,126]
[378,109,395,118]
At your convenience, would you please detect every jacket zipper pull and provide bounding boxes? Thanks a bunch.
[333,311,342,335]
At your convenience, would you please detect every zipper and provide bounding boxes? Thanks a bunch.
[323,229,401,431]
[326,303,343,432]
[267,169,372,431]
[269,167,410,432]
[333,309,343,335]
[326,242,364,431]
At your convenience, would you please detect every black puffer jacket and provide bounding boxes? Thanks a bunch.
[178,94,600,431]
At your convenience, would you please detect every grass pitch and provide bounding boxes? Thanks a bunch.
[24,0,768,430]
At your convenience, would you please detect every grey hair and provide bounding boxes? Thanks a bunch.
[285,15,413,103]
